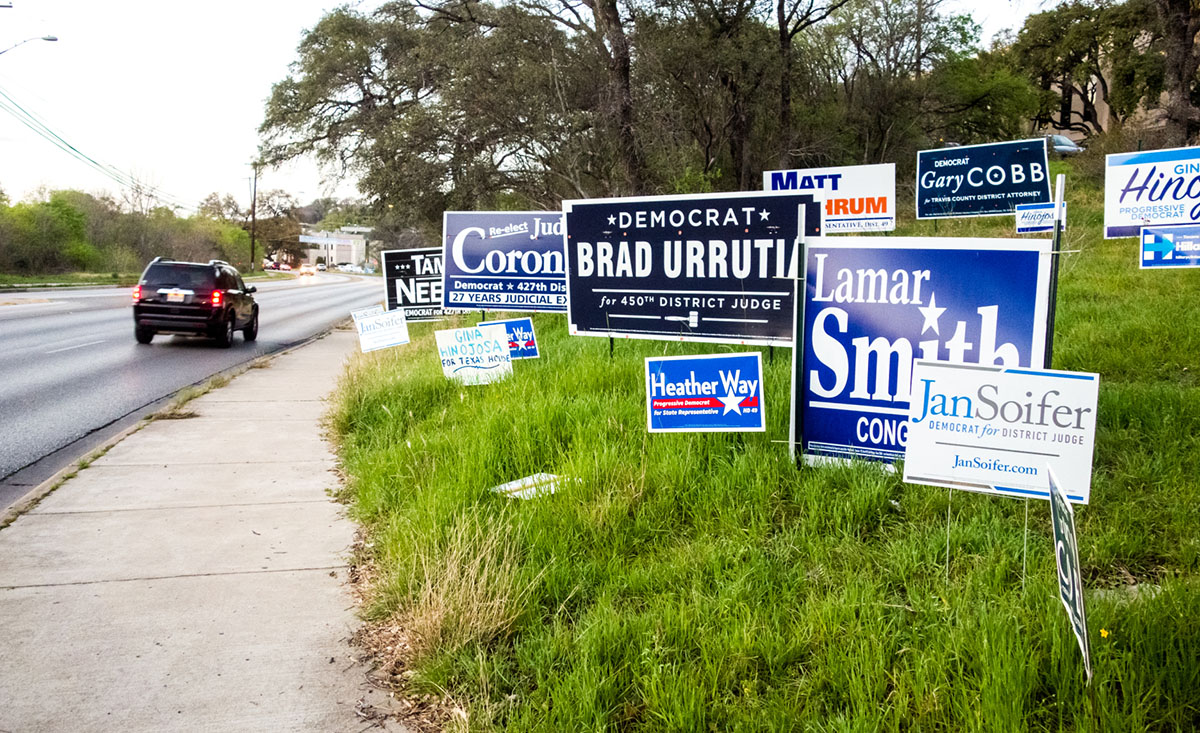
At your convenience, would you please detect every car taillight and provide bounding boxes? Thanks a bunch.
[131,285,141,303]
[211,290,223,306]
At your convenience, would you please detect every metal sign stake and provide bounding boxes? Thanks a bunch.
[1044,174,1067,368]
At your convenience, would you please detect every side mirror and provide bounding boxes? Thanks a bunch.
[247,286,257,294]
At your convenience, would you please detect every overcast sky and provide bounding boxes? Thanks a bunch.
[1,0,1050,213]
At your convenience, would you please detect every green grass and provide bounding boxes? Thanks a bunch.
[0,271,139,288]
[330,162,1200,731]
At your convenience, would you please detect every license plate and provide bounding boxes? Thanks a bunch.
[166,291,185,303]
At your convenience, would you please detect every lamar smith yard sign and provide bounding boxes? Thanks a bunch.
[793,237,1051,464]
[563,190,821,345]
[441,212,567,312]
[902,360,1099,504]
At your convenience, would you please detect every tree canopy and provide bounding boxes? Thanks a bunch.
[259,0,1055,231]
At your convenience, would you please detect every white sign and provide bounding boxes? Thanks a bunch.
[764,163,895,232]
[351,304,384,323]
[903,360,1099,503]
[434,323,513,385]
[1016,202,1066,234]
[300,233,360,246]
[1049,466,1092,682]
[355,309,410,353]
[1104,145,1200,238]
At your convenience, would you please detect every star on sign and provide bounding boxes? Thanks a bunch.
[917,292,946,335]
[718,391,743,415]
[759,209,770,221]
[607,215,617,225]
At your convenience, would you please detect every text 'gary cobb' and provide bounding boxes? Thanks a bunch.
[563,190,821,346]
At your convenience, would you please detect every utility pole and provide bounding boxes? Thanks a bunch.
[249,164,258,272]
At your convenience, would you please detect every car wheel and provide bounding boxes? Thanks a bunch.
[135,326,154,344]
[243,310,259,342]
[215,313,235,348]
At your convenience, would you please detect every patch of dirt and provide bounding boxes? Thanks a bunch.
[348,530,457,733]
[0,298,52,306]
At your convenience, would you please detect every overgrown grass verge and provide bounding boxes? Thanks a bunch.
[331,165,1199,730]
[0,272,139,288]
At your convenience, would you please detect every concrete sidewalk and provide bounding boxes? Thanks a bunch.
[0,330,406,732]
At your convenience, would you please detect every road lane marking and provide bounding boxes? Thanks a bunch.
[45,339,106,354]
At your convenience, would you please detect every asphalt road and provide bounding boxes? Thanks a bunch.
[0,273,385,509]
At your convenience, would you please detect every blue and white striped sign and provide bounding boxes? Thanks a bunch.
[1141,225,1200,269]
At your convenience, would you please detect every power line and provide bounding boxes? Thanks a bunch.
[0,82,194,211]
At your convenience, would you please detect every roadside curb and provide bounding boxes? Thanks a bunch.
[0,322,348,529]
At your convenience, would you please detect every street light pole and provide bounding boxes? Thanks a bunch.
[0,35,58,57]
[249,165,258,273]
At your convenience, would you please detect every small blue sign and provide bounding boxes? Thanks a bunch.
[442,211,567,312]
[483,317,540,359]
[1141,225,1200,269]
[645,352,765,433]
[1016,202,1066,234]
[917,139,1051,219]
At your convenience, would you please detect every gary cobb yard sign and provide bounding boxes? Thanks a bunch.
[917,139,1051,219]
[442,211,567,312]
[563,191,821,345]
[794,237,1051,464]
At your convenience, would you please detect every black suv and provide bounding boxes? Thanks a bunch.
[132,258,259,347]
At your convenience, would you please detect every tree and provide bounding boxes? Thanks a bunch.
[1008,0,1170,139]
[833,0,983,163]
[197,193,245,224]
[253,189,303,263]
[775,0,854,167]
[1152,0,1200,144]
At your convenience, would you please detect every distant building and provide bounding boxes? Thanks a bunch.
[298,227,372,266]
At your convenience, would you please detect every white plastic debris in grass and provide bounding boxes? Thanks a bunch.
[488,473,577,500]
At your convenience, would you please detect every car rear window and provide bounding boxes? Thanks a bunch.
[142,264,216,290]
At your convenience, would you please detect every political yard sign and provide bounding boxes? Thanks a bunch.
[1105,145,1200,238]
[1016,202,1066,234]
[434,323,513,385]
[442,211,567,312]
[794,237,1052,465]
[1050,466,1093,682]
[645,353,765,433]
[383,247,456,322]
[563,190,822,346]
[917,139,1051,219]
[1141,225,1200,268]
[354,308,411,353]
[763,163,895,232]
[484,317,540,359]
[903,360,1099,504]
[350,304,384,323]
